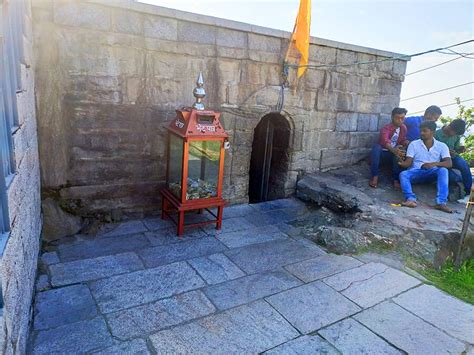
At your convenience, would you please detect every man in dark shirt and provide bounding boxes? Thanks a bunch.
[404,105,442,141]
[369,107,409,189]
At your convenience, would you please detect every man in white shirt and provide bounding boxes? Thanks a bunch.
[398,121,453,213]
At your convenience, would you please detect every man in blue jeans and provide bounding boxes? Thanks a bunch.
[398,121,453,213]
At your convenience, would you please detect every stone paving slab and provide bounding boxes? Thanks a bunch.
[148,300,299,354]
[250,198,307,212]
[32,317,113,355]
[215,225,289,248]
[244,209,302,226]
[89,261,206,313]
[204,270,302,310]
[354,301,466,354]
[142,217,174,231]
[225,239,324,274]
[187,253,245,285]
[285,254,363,282]
[200,216,257,236]
[138,237,228,268]
[144,228,207,246]
[33,285,97,330]
[106,290,216,340]
[319,318,403,354]
[264,334,339,354]
[40,251,60,266]
[49,252,143,287]
[92,339,151,354]
[393,284,474,343]
[58,233,151,262]
[323,262,421,308]
[266,281,361,334]
[99,220,148,237]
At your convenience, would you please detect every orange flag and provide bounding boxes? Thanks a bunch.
[285,0,311,78]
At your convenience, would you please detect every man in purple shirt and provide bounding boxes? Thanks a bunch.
[404,105,442,141]
[369,107,409,189]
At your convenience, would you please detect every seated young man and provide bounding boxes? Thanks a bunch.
[369,107,408,188]
[435,119,472,202]
[404,105,442,141]
[398,121,452,213]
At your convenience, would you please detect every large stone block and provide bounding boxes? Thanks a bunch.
[309,45,337,65]
[319,149,352,170]
[248,33,281,53]
[335,112,358,131]
[54,3,111,31]
[316,90,337,111]
[217,28,247,48]
[113,9,143,35]
[304,69,326,90]
[349,132,378,149]
[378,79,402,96]
[357,113,378,132]
[144,15,177,40]
[378,113,392,130]
[265,335,339,354]
[177,21,216,44]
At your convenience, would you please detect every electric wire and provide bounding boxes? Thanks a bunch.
[400,82,474,102]
[405,54,474,76]
[407,98,474,115]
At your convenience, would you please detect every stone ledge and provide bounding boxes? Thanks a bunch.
[86,0,410,59]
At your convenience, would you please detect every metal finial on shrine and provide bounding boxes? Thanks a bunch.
[192,72,206,110]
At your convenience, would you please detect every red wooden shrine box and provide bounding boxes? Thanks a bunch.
[160,74,229,236]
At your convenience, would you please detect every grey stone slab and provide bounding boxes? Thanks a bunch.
[393,284,474,343]
[99,220,148,237]
[204,270,302,310]
[285,254,363,282]
[106,290,216,340]
[225,239,324,274]
[32,317,113,355]
[149,300,299,354]
[35,274,50,292]
[264,335,339,354]
[34,284,97,330]
[323,263,421,308]
[58,233,151,262]
[355,302,465,355]
[90,261,206,313]
[188,253,245,285]
[244,209,302,226]
[217,225,289,248]
[50,252,143,287]
[221,204,256,219]
[40,251,60,266]
[250,198,307,212]
[201,216,258,236]
[138,237,227,268]
[144,228,207,246]
[142,217,174,231]
[92,339,150,354]
[266,281,361,334]
[319,318,403,354]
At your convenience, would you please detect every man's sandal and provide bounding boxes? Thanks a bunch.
[401,200,417,208]
[434,204,453,214]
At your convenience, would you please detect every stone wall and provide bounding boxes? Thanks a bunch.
[0,1,42,353]
[32,0,407,217]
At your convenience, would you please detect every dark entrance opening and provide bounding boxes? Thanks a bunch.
[249,113,291,203]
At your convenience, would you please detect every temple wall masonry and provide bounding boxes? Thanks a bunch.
[32,0,407,217]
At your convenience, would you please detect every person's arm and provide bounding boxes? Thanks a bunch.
[422,158,452,169]
[454,136,465,153]
[399,125,409,147]
[398,156,413,168]
[380,126,404,157]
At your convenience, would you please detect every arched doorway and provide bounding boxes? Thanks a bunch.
[249,113,291,203]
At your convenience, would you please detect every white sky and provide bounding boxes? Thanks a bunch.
[141,0,474,118]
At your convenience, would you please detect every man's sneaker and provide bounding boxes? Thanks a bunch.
[435,204,453,214]
[457,194,470,204]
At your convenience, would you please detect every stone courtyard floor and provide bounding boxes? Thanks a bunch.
[30,199,473,354]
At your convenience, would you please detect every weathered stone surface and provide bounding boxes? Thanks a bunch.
[92,339,151,355]
[225,239,324,274]
[204,270,302,310]
[149,300,299,353]
[35,274,50,292]
[319,318,403,354]
[138,237,228,268]
[188,253,245,284]
[335,112,358,132]
[177,21,216,44]
[50,252,143,286]
[297,173,374,212]
[144,15,177,40]
[215,225,288,248]
[217,28,247,48]
[285,254,363,282]
[144,228,207,246]
[393,285,474,343]
[142,217,174,231]
[33,285,97,330]
[106,290,216,340]
[310,225,371,253]
[323,262,421,308]
[40,251,60,266]
[266,281,361,333]
[41,198,82,241]
[58,233,151,262]
[264,335,338,354]
[201,216,258,236]
[355,302,466,354]
[54,3,111,30]
[32,317,113,355]
[99,220,148,237]
[89,261,206,313]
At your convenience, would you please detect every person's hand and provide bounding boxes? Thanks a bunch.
[395,147,406,158]
[458,146,466,153]
[421,162,436,169]
[449,149,458,157]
